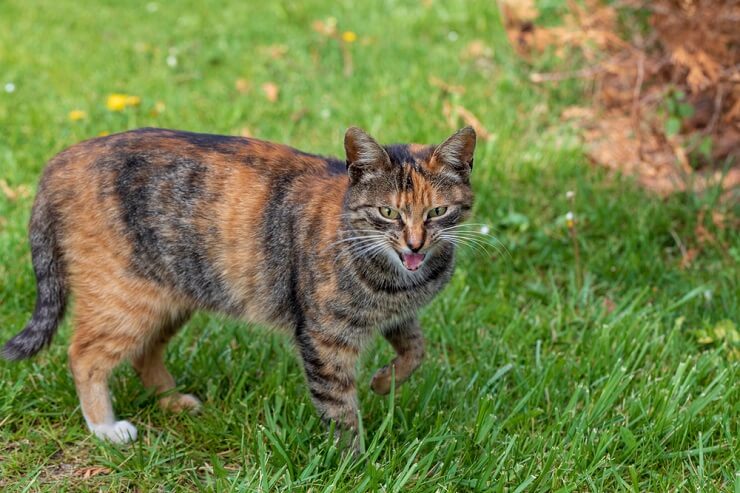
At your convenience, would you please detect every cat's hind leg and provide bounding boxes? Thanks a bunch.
[68,282,183,444]
[132,312,201,413]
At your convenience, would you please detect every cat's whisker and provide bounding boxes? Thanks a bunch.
[442,233,498,253]
[361,244,390,263]
[351,240,389,258]
[444,237,490,257]
[438,228,511,258]
[322,234,385,252]
[439,234,493,258]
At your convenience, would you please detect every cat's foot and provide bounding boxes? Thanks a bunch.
[159,393,202,414]
[370,365,393,395]
[90,420,138,444]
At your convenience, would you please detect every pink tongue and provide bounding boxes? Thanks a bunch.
[402,253,426,271]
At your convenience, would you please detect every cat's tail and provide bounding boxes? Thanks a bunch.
[2,188,68,361]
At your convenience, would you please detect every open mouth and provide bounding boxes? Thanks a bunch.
[400,252,426,271]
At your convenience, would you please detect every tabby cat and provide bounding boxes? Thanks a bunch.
[2,126,476,450]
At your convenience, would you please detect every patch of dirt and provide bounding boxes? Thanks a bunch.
[500,0,739,198]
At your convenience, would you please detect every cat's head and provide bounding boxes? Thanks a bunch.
[343,126,475,273]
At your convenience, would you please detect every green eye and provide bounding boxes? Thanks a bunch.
[427,206,448,218]
[379,207,400,219]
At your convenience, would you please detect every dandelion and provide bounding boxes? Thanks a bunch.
[106,94,128,111]
[98,131,110,136]
[342,31,357,43]
[166,54,178,67]
[480,225,490,235]
[4,82,16,93]
[566,190,575,200]
[153,101,166,115]
[565,211,575,229]
[68,109,87,121]
[106,93,140,111]
[447,31,459,42]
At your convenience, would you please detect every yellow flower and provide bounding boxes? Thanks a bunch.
[565,211,575,229]
[154,101,166,113]
[106,94,128,111]
[106,93,140,111]
[342,31,357,43]
[98,131,110,136]
[68,109,87,121]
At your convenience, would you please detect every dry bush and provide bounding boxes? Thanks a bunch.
[501,0,739,197]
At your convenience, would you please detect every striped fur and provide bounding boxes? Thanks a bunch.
[2,126,475,450]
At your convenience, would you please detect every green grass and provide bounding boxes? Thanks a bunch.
[1,0,738,491]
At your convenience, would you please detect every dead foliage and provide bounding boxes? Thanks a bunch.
[500,0,739,197]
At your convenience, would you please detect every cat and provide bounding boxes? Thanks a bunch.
[2,125,475,451]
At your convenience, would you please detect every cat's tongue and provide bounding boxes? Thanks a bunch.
[401,252,426,271]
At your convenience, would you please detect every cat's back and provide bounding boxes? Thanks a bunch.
[41,127,347,213]
[45,127,343,179]
[36,128,348,317]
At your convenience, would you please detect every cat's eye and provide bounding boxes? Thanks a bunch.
[427,206,448,219]
[379,206,400,220]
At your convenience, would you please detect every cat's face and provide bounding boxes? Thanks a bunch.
[343,127,475,273]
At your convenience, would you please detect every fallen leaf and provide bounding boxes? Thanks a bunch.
[290,108,309,122]
[235,78,251,94]
[73,466,111,479]
[500,0,539,24]
[602,297,617,314]
[461,40,492,61]
[428,76,465,95]
[0,180,31,201]
[263,44,288,59]
[442,101,493,140]
[312,18,337,37]
[561,106,595,120]
[680,247,699,269]
[261,82,279,102]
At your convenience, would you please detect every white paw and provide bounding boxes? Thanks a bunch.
[90,420,138,444]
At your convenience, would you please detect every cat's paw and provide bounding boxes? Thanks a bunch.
[90,420,138,444]
[160,393,202,414]
[370,366,392,395]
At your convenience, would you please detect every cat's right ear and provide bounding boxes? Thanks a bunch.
[344,127,391,183]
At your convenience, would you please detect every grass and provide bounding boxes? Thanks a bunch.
[0,0,737,491]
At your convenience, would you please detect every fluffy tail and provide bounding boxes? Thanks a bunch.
[2,192,67,360]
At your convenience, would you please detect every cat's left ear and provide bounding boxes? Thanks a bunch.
[344,127,392,183]
[430,126,476,177]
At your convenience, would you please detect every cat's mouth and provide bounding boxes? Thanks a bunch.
[400,252,426,271]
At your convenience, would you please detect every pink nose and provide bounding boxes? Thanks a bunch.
[405,232,424,252]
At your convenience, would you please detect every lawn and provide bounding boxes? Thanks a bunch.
[0,0,737,491]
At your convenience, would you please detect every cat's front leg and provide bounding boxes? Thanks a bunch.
[371,318,425,395]
[296,324,362,453]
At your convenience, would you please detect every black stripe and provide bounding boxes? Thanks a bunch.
[261,173,304,325]
[308,387,344,406]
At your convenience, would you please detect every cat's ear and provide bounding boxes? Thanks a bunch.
[430,126,476,177]
[344,127,391,182]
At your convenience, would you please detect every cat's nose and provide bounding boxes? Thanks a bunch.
[405,228,425,252]
[406,238,423,252]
